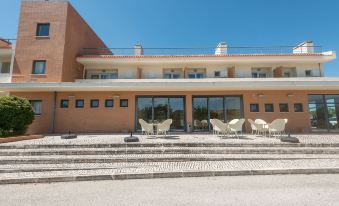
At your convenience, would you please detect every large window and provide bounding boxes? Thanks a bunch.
[192,96,243,131]
[30,100,42,115]
[0,62,10,74]
[308,95,339,131]
[36,23,50,37]
[136,96,185,131]
[32,60,46,74]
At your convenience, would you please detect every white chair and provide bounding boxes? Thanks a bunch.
[255,119,268,136]
[156,119,172,136]
[268,119,287,137]
[139,119,154,136]
[247,119,258,135]
[228,119,239,124]
[210,119,221,135]
[213,119,230,137]
[228,119,245,138]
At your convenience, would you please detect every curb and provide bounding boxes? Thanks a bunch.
[1,168,339,185]
[0,135,43,144]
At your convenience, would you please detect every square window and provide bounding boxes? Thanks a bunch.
[214,71,221,77]
[305,70,312,77]
[91,99,99,108]
[29,100,42,115]
[250,104,259,112]
[105,99,114,108]
[279,103,289,112]
[60,100,69,108]
[294,103,303,112]
[32,60,46,74]
[265,104,274,112]
[75,99,84,108]
[36,23,50,37]
[120,99,128,107]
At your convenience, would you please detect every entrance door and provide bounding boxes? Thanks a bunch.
[136,96,185,131]
[192,96,243,132]
[308,95,339,132]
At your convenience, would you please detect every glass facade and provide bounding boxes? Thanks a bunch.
[308,95,339,131]
[192,96,243,131]
[136,96,185,131]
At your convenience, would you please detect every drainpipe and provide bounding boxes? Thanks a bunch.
[51,91,57,133]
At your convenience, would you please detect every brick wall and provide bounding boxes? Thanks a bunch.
[12,0,108,83]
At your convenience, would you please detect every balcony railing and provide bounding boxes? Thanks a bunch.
[82,45,325,56]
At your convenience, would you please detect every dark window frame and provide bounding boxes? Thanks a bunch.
[32,60,46,74]
[120,99,128,107]
[279,103,289,112]
[105,99,114,108]
[294,103,303,112]
[75,99,84,108]
[36,23,50,37]
[265,103,274,112]
[250,103,259,112]
[60,99,69,108]
[90,99,99,108]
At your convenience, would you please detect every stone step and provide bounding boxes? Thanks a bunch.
[1,147,339,156]
[1,154,338,164]
[1,142,339,149]
[0,159,339,184]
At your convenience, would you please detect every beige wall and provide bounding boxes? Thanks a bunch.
[12,90,339,134]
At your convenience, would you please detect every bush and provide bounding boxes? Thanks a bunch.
[0,96,35,137]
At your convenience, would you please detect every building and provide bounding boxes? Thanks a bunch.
[0,0,338,134]
[0,39,14,95]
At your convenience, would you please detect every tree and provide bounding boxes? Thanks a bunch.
[0,96,35,137]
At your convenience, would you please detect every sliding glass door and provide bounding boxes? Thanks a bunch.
[192,96,243,132]
[136,96,185,131]
[308,95,339,132]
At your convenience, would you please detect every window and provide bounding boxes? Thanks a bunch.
[36,23,50,37]
[250,104,259,112]
[75,99,84,108]
[0,62,10,74]
[164,73,180,79]
[294,103,303,112]
[265,104,274,112]
[120,99,128,107]
[90,99,99,108]
[100,73,118,79]
[91,75,99,79]
[60,100,69,108]
[305,70,312,77]
[279,103,289,112]
[105,99,114,108]
[32,60,46,74]
[214,71,221,78]
[188,73,204,79]
[29,100,42,115]
[284,72,291,77]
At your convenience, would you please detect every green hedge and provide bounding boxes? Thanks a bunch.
[0,96,35,137]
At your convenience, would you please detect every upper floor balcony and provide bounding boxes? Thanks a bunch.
[0,39,15,83]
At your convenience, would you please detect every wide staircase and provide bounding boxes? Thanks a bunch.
[1,142,339,184]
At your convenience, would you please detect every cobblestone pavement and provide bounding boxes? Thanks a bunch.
[1,159,339,180]
[2,133,339,146]
[0,174,339,206]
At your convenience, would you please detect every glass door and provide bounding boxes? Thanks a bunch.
[193,97,208,131]
[136,96,185,131]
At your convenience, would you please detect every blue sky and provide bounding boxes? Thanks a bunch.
[1,0,338,76]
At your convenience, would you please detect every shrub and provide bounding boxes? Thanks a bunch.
[0,96,35,137]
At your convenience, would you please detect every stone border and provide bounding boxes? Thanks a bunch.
[1,168,339,185]
[0,135,43,144]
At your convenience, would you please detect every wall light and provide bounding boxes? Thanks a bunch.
[287,93,295,97]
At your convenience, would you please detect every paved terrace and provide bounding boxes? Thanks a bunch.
[2,133,339,146]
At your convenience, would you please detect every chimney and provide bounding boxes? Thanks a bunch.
[134,43,144,56]
[293,40,314,54]
[215,42,227,55]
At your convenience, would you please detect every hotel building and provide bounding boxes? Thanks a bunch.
[0,0,338,134]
